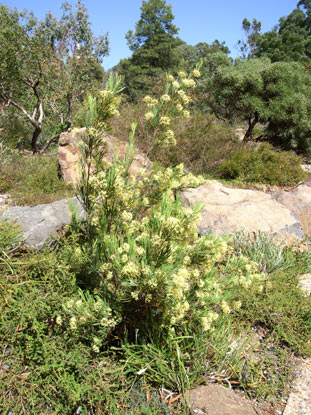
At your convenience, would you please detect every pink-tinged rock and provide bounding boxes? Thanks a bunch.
[185,384,257,415]
[57,128,152,186]
[273,184,311,236]
[283,358,311,415]
[181,181,304,238]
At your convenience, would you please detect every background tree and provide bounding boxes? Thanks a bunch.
[0,2,109,153]
[212,58,311,154]
[242,2,311,63]
[237,18,262,60]
[176,41,231,113]
[116,0,182,99]
[0,5,51,153]
[256,7,309,62]
[39,1,109,136]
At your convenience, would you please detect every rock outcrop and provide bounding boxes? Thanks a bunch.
[0,197,84,250]
[57,128,152,186]
[1,179,310,250]
[283,358,311,415]
[272,184,311,236]
[181,181,304,238]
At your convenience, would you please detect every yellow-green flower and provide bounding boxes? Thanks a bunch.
[143,95,152,103]
[70,317,77,330]
[160,116,170,126]
[56,316,62,326]
[144,112,154,121]
[161,94,171,102]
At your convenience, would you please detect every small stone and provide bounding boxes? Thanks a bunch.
[299,274,311,296]
[185,384,257,415]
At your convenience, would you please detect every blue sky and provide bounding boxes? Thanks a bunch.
[2,0,299,70]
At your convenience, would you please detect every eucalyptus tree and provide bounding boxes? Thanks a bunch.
[0,2,109,153]
[0,5,50,153]
[39,1,109,136]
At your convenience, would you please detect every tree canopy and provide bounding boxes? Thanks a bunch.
[212,58,311,153]
[116,0,182,99]
[0,1,109,152]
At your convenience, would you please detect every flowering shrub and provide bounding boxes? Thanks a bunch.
[142,69,200,156]
[61,72,265,353]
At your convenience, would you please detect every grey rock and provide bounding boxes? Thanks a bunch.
[283,358,311,415]
[0,197,85,250]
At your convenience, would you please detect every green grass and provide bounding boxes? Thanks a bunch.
[0,153,74,206]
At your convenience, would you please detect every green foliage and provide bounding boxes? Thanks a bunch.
[236,257,311,356]
[0,153,74,205]
[0,2,109,152]
[116,0,182,99]
[0,245,129,414]
[212,58,311,153]
[126,0,179,52]
[255,6,311,62]
[217,143,306,185]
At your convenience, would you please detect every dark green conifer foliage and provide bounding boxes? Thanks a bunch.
[117,0,182,99]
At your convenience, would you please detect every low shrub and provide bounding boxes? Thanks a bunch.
[112,100,237,175]
[0,153,74,205]
[217,143,306,186]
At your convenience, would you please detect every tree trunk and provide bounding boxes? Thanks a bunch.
[39,134,60,154]
[244,111,259,141]
[31,126,42,154]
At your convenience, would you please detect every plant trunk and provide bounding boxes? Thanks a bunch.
[244,111,259,141]
[31,126,42,154]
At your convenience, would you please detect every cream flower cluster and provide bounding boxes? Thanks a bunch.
[64,292,120,351]
[141,68,201,149]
